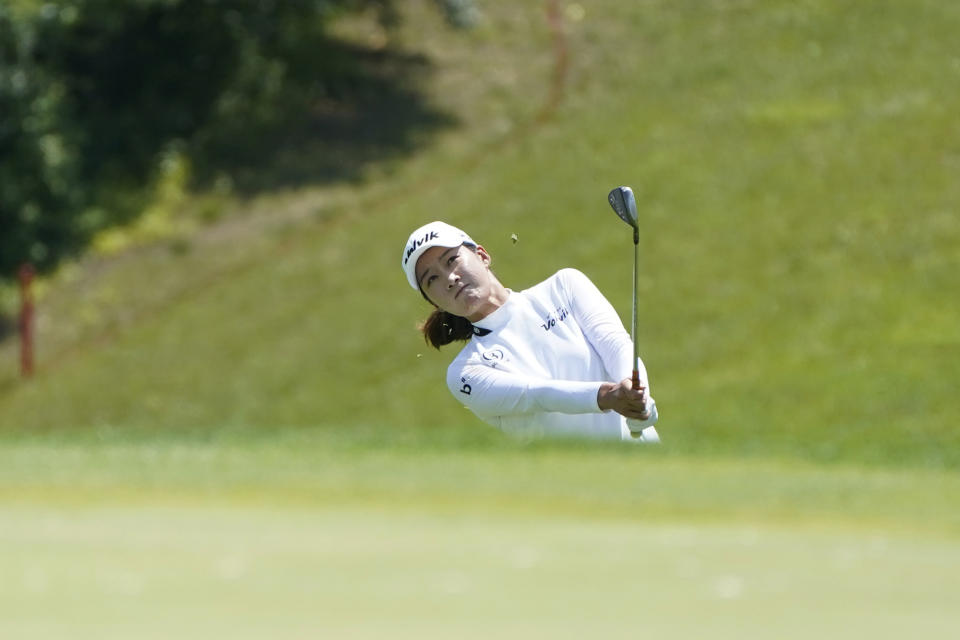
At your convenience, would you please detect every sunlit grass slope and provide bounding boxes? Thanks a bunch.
[1,1,958,468]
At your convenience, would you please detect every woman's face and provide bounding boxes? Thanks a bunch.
[416,244,498,321]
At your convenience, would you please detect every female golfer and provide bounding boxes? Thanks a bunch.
[402,221,659,442]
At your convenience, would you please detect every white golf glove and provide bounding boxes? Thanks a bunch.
[627,397,660,443]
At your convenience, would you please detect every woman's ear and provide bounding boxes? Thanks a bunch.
[475,245,492,266]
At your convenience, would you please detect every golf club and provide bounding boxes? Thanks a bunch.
[607,186,640,391]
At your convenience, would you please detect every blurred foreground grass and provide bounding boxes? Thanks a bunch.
[2,425,958,533]
[1,428,959,639]
[3,505,958,640]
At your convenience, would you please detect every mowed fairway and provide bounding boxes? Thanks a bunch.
[1,434,958,639]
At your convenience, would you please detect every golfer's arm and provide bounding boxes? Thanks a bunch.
[561,269,645,385]
[448,364,604,418]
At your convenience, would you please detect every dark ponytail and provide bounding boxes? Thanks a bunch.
[420,309,474,349]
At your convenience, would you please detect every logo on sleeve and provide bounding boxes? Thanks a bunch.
[459,377,472,395]
[481,348,505,369]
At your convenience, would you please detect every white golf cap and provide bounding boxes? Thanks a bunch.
[401,221,476,290]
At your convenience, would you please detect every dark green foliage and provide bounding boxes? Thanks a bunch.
[0,0,465,280]
[1,6,84,272]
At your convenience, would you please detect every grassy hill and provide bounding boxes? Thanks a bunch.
[1,0,956,467]
[2,3,959,637]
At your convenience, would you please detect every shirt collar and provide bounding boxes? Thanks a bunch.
[470,290,513,336]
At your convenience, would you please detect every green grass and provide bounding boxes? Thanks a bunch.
[1,430,959,638]
[2,426,959,532]
[5,504,958,639]
[1,2,959,636]
[1,0,957,467]
[4,507,959,639]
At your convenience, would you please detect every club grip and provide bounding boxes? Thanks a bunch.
[631,369,640,391]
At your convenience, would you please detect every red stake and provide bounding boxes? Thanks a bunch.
[18,263,35,378]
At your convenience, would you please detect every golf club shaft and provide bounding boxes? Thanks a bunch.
[606,186,642,391]
[632,231,640,390]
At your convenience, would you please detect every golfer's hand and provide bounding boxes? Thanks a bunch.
[597,379,651,420]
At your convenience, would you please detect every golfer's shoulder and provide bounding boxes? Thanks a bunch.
[525,268,587,294]
[555,267,590,283]
[534,268,595,299]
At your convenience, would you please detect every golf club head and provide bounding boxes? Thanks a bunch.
[608,186,638,229]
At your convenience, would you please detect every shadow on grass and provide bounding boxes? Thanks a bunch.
[48,2,458,194]
[190,40,456,194]
[2,1,458,286]
[0,33,454,344]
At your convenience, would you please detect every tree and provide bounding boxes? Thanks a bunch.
[0,0,477,280]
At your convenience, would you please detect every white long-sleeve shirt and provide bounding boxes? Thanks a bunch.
[446,268,657,440]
